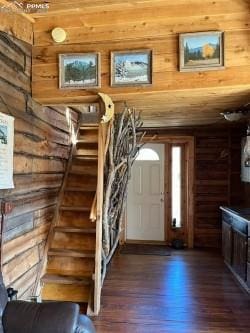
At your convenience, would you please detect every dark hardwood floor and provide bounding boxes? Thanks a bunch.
[93,249,250,333]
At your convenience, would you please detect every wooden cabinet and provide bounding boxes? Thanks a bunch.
[221,207,250,293]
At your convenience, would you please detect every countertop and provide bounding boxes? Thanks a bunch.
[220,206,250,223]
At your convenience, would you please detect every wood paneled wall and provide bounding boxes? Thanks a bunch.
[194,128,244,248]
[0,9,33,44]
[243,184,250,206]
[0,32,78,299]
[31,0,250,107]
[145,126,245,248]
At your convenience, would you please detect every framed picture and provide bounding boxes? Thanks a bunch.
[59,53,100,89]
[179,31,224,72]
[111,50,152,86]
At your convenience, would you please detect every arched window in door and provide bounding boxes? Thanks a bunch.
[136,148,160,161]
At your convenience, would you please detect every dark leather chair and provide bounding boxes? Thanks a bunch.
[0,274,96,333]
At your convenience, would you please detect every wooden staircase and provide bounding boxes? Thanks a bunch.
[41,124,100,310]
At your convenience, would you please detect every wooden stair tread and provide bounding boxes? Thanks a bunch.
[75,151,98,157]
[73,156,98,160]
[77,138,98,143]
[54,226,96,233]
[60,206,90,212]
[65,186,96,192]
[42,283,90,302]
[48,248,95,258]
[76,148,98,153]
[79,126,98,130]
[42,273,91,285]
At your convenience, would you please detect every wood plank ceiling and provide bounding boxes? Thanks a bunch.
[17,1,250,127]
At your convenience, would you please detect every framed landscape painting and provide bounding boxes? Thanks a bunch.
[111,50,152,86]
[59,53,100,89]
[179,31,224,72]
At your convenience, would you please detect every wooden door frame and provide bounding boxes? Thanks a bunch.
[122,136,194,248]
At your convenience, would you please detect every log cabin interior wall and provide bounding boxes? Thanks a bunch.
[145,126,246,248]
[30,0,250,249]
[244,184,250,206]
[31,0,250,128]
[0,9,33,45]
[0,31,78,299]
[0,0,250,299]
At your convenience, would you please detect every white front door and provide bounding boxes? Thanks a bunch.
[126,143,165,241]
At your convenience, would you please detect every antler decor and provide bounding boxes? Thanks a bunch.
[101,106,144,283]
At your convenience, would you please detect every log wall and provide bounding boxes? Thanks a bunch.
[0,31,78,299]
[243,184,250,206]
[194,128,244,248]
